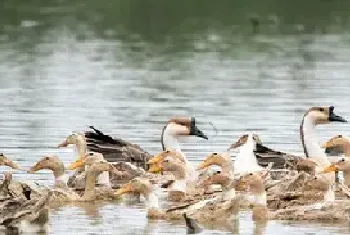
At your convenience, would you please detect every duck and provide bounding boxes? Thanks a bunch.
[28,155,69,189]
[323,135,348,156]
[299,106,347,202]
[322,158,350,188]
[115,177,241,222]
[28,153,120,202]
[322,135,350,158]
[237,172,350,222]
[58,133,146,189]
[84,117,207,169]
[199,133,263,178]
[147,154,194,202]
[0,172,51,232]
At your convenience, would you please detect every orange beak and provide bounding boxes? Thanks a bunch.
[147,163,163,174]
[115,183,133,195]
[147,154,163,165]
[321,140,334,149]
[321,164,338,173]
[67,158,85,170]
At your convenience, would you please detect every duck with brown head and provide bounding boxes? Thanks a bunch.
[148,154,189,201]
[28,156,68,189]
[300,106,347,202]
[58,132,87,162]
[322,135,350,158]
[0,153,22,170]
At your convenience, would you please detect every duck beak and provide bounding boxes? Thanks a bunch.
[197,160,211,170]
[192,126,208,140]
[28,163,42,173]
[4,159,21,170]
[115,183,133,195]
[58,140,69,148]
[67,158,85,170]
[322,164,338,173]
[321,141,333,149]
[147,154,162,165]
[147,163,163,174]
[329,107,347,123]
[227,142,240,151]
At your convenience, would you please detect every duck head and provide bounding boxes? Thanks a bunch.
[235,173,265,193]
[322,135,350,154]
[28,155,64,173]
[0,153,21,170]
[303,106,347,125]
[67,151,106,170]
[227,133,261,151]
[147,150,185,165]
[148,156,186,179]
[197,152,231,170]
[322,158,350,173]
[115,178,153,196]
[165,117,208,139]
[201,171,232,188]
[58,132,85,148]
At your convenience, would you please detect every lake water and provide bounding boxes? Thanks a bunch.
[1,0,350,234]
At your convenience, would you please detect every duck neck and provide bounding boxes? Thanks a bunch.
[253,191,267,206]
[96,171,111,188]
[84,171,97,201]
[52,164,68,188]
[144,191,159,210]
[234,141,261,175]
[222,187,236,200]
[161,125,182,153]
[75,136,87,159]
[300,115,330,167]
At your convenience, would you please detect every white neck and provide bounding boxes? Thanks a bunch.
[162,127,182,153]
[222,188,236,200]
[302,116,330,167]
[75,137,87,159]
[146,192,159,209]
[233,136,262,176]
[324,185,335,202]
[253,192,267,206]
[97,171,111,188]
[171,179,187,193]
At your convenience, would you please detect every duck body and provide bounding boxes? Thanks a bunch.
[0,173,51,229]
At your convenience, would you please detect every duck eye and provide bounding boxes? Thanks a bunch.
[166,150,170,153]
[45,157,50,161]
[319,107,324,112]
[249,173,253,176]
[213,152,217,156]
[338,135,343,138]
[89,152,94,156]
[341,158,345,162]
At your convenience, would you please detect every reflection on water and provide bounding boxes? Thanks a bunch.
[1,0,350,234]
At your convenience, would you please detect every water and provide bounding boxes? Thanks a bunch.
[1,0,350,234]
